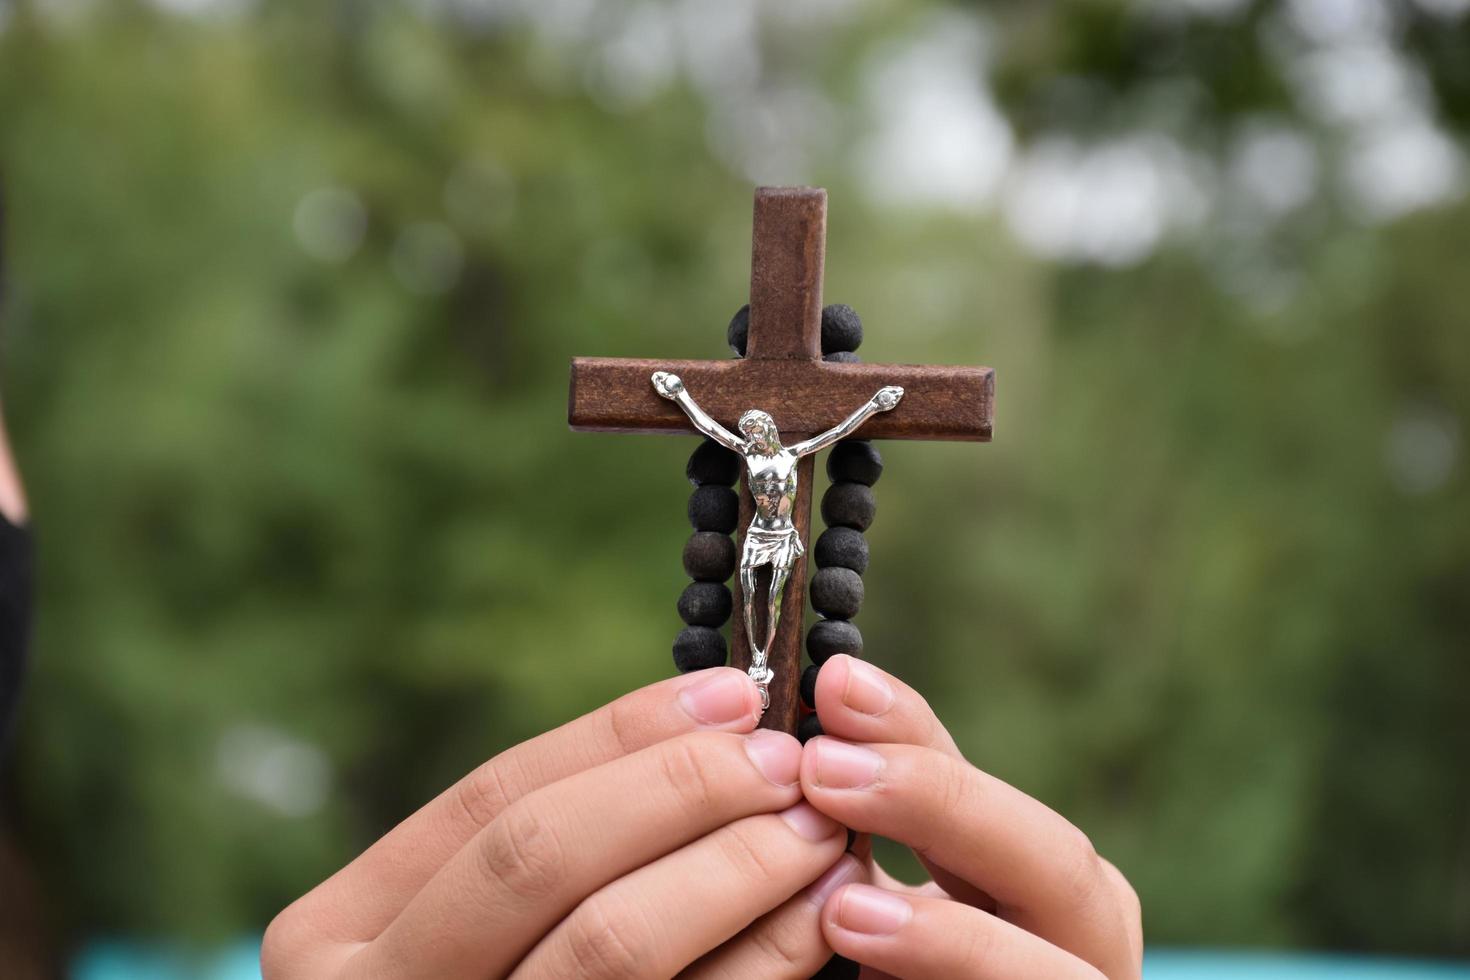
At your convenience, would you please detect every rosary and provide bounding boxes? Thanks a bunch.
[570,187,992,980]
[664,301,892,741]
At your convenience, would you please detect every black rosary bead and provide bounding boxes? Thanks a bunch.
[683,532,736,582]
[673,626,727,672]
[812,953,861,979]
[820,482,876,532]
[810,567,864,619]
[797,712,824,744]
[813,526,869,575]
[826,440,883,487]
[823,351,861,364]
[821,304,863,355]
[807,618,864,664]
[727,304,750,357]
[686,438,741,487]
[678,582,733,627]
[800,663,820,708]
[688,485,739,533]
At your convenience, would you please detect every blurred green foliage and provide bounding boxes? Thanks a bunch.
[1,0,1467,961]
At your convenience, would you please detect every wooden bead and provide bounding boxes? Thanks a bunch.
[826,440,883,487]
[820,482,876,531]
[800,663,820,708]
[683,532,736,582]
[727,304,750,357]
[797,712,824,744]
[807,618,863,664]
[823,351,861,364]
[678,582,732,627]
[688,485,739,533]
[814,526,869,574]
[811,567,864,619]
[673,626,727,672]
[813,954,861,979]
[821,304,863,355]
[686,437,741,487]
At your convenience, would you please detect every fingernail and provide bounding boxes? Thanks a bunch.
[779,802,842,842]
[744,730,801,786]
[679,670,754,727]
[813,739,883,789]
[841,659,895,716]
[805,854,862,907]
[834,885,913,936]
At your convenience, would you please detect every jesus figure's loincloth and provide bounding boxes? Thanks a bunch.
[742,526,805,571]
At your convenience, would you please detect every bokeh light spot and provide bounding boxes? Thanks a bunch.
[215,724,332,819]
[292,187,368,265]
[1384,406,1461,496]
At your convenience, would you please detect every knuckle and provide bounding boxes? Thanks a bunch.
[714,819,786,889]
[1100,858,1144,968]
[1056,824,1105,908]
[479,803,567,905]
[606,694,648,757]
[909,754,970,855]
[564,896,651,979]
[453,758,514,830]
[260,898,342,980]
[1105,858,1141,921]
[259,907,300,979]
[747,910,817,973]
[658,733,725,817]
[954,919,999,974]
[935,756,972,816]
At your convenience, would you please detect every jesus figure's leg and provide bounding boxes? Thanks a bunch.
[762,565,790,662]
[740,564,760,657]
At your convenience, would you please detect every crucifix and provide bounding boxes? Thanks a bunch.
[569,187,994,735]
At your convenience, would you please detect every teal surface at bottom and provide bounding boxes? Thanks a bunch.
[73,939,264,980]
[71,941,1470,979]
[1146,950,1470,979]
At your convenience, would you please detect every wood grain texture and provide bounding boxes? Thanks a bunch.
[569,357,995,442]
[746,187,825,361]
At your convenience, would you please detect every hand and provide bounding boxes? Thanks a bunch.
[262,669,854,979]
[872,386,903,411]
[652,370,685,399]
[799,656,1142,979]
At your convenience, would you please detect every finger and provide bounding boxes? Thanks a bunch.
[680,853,868,980]
[516,804,849,979]
[1101,859,1144,972]
[345,729,803,979]
[809,660,992,907]
[866,860,947,900]
[810,655,958,756]
[287,668,762,943]
[821,885,1104,980]
[801,739,1130,974]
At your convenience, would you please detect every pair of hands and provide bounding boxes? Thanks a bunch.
[263,656,1141,978]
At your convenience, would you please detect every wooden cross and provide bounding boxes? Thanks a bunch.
[569,187,994,735]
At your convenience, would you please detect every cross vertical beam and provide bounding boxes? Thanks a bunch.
[732,188,828,731]
[746,188,825,361]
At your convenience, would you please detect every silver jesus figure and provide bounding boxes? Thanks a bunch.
[652,371,904,710]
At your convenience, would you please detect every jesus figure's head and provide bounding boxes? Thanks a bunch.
[737,410,782,455]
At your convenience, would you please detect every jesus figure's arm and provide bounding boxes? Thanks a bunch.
[790,385,904,457]
[651,371,746,453]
